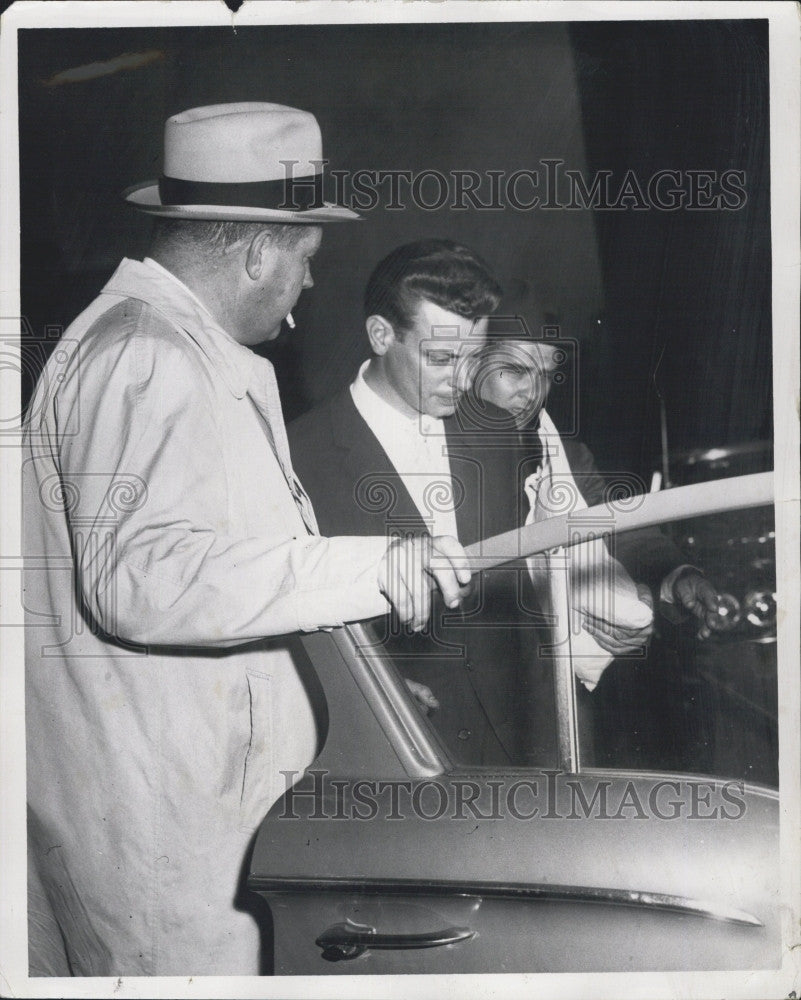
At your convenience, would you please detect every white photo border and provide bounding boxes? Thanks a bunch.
[1,2,798,998]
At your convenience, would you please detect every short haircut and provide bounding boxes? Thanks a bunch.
[149,218,313,257]
[479,316,542,357]
[364,239,502,339]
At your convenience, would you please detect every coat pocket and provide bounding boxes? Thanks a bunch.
[238,670,275,833]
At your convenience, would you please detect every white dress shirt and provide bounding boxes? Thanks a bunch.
[350,361,460,538]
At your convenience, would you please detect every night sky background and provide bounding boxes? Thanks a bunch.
[17,18,771,481]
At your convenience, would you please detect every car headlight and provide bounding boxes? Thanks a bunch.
[743,590,777,629]
[708,593,741,631]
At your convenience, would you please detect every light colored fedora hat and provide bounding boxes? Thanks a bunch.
[124,102,359,223]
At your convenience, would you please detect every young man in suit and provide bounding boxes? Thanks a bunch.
[288,239,546,766]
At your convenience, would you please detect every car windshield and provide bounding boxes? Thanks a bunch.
[357,479,777,788]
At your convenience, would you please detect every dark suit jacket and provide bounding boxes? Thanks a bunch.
[289,393,690,769]
[288,389,540,767]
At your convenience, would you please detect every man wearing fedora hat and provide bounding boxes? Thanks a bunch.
[23,104,471,976]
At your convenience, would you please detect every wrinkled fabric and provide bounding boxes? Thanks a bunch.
[523,410,653,690]
[23,259,389,975]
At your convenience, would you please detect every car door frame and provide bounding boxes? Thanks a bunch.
[301,470,773,783]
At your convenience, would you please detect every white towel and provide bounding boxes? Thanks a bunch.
[524,411,653,690]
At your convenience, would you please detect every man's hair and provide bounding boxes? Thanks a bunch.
[149,218,312,259]
[480,316,542,356]
[364,239,502,339]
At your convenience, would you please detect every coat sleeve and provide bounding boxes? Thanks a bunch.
[54,306,389,648]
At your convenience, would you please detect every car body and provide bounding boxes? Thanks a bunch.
[249,471,778,974]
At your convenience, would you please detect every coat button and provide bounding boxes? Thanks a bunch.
[457,728,471,741]
[465,660,474,671]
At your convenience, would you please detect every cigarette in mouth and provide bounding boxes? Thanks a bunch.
[285,312,296,330]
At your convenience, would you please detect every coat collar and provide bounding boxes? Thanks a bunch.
[102,258,257,399]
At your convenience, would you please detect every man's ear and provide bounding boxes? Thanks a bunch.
[365,314,396,356]
[245,228,274,280]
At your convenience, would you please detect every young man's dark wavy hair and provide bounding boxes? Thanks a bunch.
[363,239,503,340]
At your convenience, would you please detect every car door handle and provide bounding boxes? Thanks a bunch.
[316,920,475,961]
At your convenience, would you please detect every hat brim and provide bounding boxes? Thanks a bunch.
[123,181,361,223]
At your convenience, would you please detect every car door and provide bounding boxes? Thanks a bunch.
[248,471,779,975]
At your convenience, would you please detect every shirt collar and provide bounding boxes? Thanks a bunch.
[350,360,444,437]
[532,408,558,461]
[101,258,258,398]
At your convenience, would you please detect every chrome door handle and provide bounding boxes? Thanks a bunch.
[316,920,475,961]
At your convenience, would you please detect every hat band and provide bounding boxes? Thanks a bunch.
[158,172,324,211]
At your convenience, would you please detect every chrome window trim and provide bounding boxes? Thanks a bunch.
[462,471,772,573]
[328,624,452,778]
[249,875,763,927]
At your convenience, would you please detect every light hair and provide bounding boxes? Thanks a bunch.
[149,218,313,259]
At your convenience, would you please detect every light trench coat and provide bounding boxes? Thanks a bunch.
[23,259,389,976]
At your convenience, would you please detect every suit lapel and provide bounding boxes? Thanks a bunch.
[443,415,479,545]
[331,392,427,534]
[445,410,520,545]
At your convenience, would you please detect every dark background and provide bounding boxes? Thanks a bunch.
[18,19,771,480]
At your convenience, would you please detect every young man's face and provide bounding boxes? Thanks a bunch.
[477,340,561,423]
[383,299,489,418]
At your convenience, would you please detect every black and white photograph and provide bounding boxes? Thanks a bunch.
[0,2,798,997]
